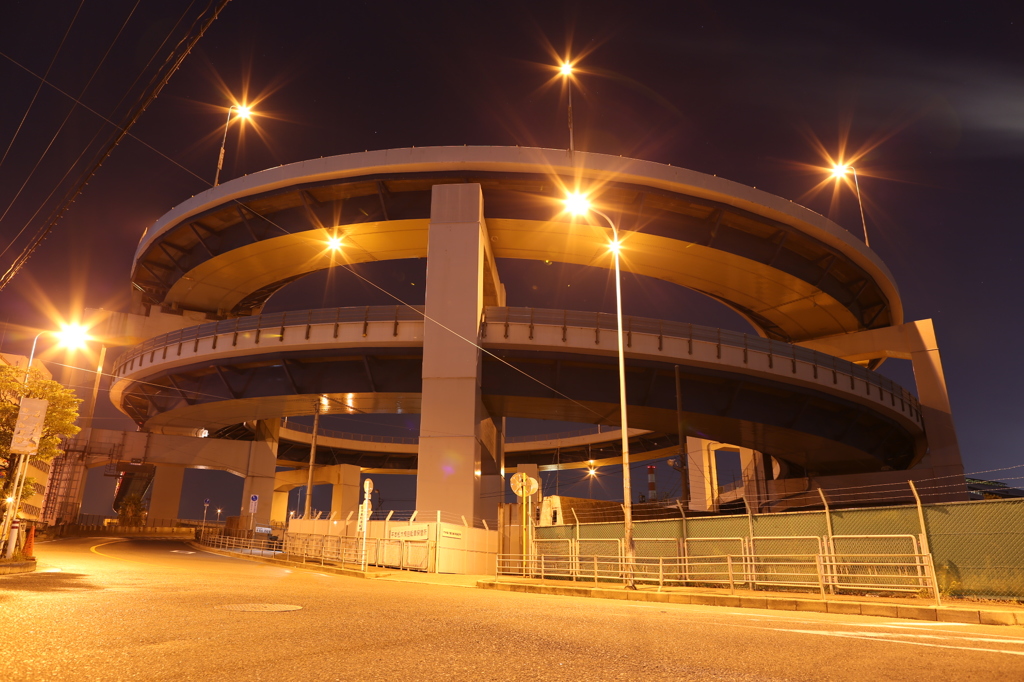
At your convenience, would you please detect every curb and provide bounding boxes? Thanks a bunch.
[476,580,1024,626]
[0,560,36,575]
[187,541,386,580]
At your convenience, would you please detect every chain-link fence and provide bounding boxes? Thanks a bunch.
[535,497,1024,600]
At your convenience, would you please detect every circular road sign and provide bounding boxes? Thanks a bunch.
[363,478,374,495]
[510,473,538,498]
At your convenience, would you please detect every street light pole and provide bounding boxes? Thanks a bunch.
[2,324,89,555]
[563,194,636,587]
[559,62,575,154]
[851,167,869,248]
[213,105,251,187]
[591,207,636,588]
[831,164,869,248]
[0,331,45,554]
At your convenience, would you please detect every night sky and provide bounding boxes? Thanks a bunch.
[1,2,1022,517]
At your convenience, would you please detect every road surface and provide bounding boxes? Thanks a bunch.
[1,538,1021,681]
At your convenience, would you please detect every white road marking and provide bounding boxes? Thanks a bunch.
[769,628,1024,656]
[170,550,195,554]
[795,630,1024,645]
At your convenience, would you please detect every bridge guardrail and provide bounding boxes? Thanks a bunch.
[113,305,920,421]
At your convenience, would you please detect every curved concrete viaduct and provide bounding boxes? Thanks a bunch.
[96,146,963,527]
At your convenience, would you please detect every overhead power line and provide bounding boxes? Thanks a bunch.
[0,0,232,292]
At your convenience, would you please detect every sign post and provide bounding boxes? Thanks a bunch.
[359,479,373,570]
[202,498,210,538]
[510,473,539,571]
[2,397,48,559]
[248,494,258,534]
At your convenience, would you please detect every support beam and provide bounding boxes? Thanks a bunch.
[796,319,964,477]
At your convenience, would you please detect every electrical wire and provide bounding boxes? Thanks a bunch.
[0,1,142,251]
[0,0,231,291]
[0,1,84,173]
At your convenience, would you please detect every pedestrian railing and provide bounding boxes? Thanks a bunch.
[497,549,940,604]
[197,530,430,572]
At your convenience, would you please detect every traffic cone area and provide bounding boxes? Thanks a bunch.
[23,524,35,560]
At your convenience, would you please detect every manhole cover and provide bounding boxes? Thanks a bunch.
[215,604,302,612]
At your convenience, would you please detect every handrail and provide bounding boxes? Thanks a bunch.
[113,305,920,417]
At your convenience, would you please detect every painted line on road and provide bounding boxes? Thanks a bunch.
[815,630,1024,645]
[90,536,176,561]
[769,628,1024,656]
[615,602,1024,642]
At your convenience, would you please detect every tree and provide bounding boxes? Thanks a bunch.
[0,365,81,509]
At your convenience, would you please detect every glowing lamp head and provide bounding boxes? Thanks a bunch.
[608,239,622,254]
[587,468,597,477]
[564,192,591,216]
[235,105,252,120]
[831,164,851,179]
[559,62,574,77]
[55,324,90,350]
[326,235,343,251]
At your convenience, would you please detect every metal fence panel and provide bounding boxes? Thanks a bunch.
[752,511,828,539]
[925,498,1024,599]
[831,505,920,537]
[685,515,750,540]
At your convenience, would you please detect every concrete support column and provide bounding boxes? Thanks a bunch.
[271,492,289,526]
[149,466,184,522]
[740,448,768,513]
[241,420,279,527]
[329,464,361,521]
[686,437,718,512]
[416,183,502,525]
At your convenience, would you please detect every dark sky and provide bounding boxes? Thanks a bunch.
[1,1,1022,515]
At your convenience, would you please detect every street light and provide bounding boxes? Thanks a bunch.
[213,104,253,187]
[831,164,870,248]
[562,191,636,587]
[1,325,90,556]
[558,61,576,153]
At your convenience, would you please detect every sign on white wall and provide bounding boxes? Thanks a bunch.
[389,525,429,540]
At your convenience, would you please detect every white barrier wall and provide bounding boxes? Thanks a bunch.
[287,517,498,575]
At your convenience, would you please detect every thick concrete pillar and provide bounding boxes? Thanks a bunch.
[796,319,964,477]
[740,448,768,514]
[330,464,361,521]
[271,491,289,525]
[241,420,279,527]
[686,437,718,512]
[416,184,502,525]
[149,465,184,522]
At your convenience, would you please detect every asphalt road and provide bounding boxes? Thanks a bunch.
[1,538,1022,681]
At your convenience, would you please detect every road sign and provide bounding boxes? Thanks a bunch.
[249,494,259,514]
[363,478,373,496]
[10,398,47,455]
[204,498,210,507]
[510,473,538,498]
